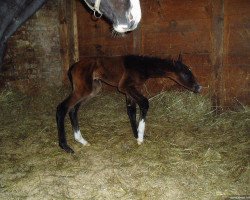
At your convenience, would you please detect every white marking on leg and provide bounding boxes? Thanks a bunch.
[137,119,145,145]
[74,130,90,146]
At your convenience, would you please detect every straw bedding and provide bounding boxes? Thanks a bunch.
[0,86,249,199]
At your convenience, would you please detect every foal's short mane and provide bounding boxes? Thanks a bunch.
[125,55,175,68]
[124,55,176,77]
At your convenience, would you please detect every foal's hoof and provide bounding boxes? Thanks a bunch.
[84,142,91,146]
[137,139,143,145]
[59,143,74,153]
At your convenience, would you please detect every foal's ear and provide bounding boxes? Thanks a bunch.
[172,58,176,66]
[178,53,183,62]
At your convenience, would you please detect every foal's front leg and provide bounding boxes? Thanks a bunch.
[127,88,149,145]
[69,102,90,146]
[56,96,75,153]
[126,97,138,138]
[137,98,149,145]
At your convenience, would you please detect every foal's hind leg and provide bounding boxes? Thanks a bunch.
[56,94,80,153]
[68,80,102,146]
[57,92,91,153]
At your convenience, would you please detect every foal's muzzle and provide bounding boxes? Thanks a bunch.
[194,84,202,93]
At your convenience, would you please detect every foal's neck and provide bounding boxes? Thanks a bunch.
[124,55,176,79]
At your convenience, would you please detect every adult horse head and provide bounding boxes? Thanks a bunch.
[83,0,141,33]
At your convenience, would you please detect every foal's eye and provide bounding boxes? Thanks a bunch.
[181,73,190,80]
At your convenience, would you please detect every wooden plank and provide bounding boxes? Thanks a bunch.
[210,0,225,110]
[223,14,250,55]
[222,64,250,106]
[59,0,80,83]
[75,0,250,107]
[73,0,79,62]
[141,0,210,24]
[142,30,211,55]
[67,0,79,64]
[225,0,250,16]
[59,0,69,83]
[222,0,250,106]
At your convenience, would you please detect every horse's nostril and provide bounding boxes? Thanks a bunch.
[130,20,135,29]
[129,12,133,21]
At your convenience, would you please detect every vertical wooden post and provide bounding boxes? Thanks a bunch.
[59,0,69,83]
[210,0,225,111]
[59,0,79,84]
[67,0,79,65]
[72,0,79,62]
[133,26,142,54]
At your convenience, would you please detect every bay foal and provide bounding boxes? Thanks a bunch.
[56,55,202,153]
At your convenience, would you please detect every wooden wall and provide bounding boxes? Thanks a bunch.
[67,0,250,108]
[1,0,63,93]
[222,0,250,107]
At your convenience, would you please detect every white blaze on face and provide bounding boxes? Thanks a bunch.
[137,119,145,145]
[130,0,141,29]
[74,130,90,146]
[113,0,141,33]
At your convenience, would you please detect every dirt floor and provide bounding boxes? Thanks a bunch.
[0,87,249,200]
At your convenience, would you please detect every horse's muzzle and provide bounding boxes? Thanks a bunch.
[113,20,137,33]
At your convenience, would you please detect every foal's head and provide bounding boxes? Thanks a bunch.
[169,55,202,93]
[85,0,141,33]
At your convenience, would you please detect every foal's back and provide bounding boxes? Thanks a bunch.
[71,55,161,90]
[72,56,126,87]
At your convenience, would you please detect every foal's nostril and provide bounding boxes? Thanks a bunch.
[195,85,202,93]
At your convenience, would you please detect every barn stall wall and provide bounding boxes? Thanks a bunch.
[0,0,62,93]
[0,0,249,108]
[0,0,47,70]
[74,0,250,108]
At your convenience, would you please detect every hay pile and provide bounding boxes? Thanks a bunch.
[0,87,249,200]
